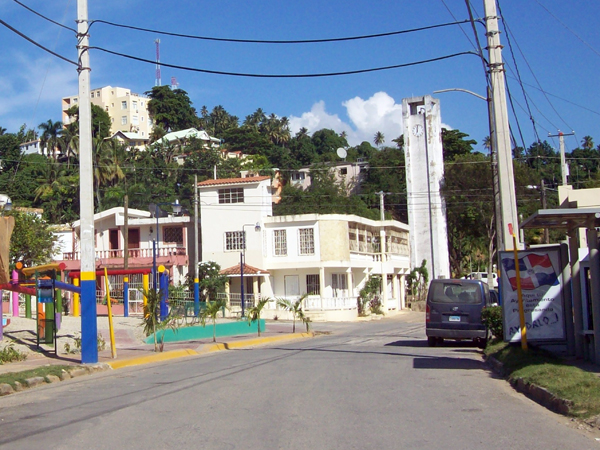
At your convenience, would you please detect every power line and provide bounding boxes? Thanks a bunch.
[12,0,77,33]
[89,18,475,44]
[0,19,77,66]
[89,46,479,78]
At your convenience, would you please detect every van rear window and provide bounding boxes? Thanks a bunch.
[431,283,482,304]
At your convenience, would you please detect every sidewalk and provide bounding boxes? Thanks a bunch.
[0,315,314,376]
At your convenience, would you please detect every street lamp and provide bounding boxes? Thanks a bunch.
[240,222,261,317]
[151,199,182,290]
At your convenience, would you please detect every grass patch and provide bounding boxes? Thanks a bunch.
[0,365,74,389]
[486,340,600,418]
[0,343,27,364]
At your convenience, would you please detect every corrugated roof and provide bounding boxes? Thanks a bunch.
[219,263,270,276]
[198,176,270,187]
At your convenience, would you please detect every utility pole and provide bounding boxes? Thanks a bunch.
[548,131,574,185]
[194,174,199,280]
[123,194,129,269]
[77,0,98,364]
[541,180,549,244]
[484,0,521,251]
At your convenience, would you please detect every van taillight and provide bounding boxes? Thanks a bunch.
[426,304,430,322]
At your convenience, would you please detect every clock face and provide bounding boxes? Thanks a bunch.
[412,124,424,137]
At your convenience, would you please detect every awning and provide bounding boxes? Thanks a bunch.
[520,207,600,231]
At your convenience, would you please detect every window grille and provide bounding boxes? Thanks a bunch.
[306,274,320,295]
[218,188,244,204]
[273,230,287,256]
[225,231,245,251]
[298,228,314,255]
[163,227,183,245]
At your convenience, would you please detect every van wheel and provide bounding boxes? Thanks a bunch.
[427,337,437,347]
[437,337,444,345]
[475,338,487,349]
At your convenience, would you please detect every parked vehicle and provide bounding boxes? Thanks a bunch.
[464,271,498,288]
[426,279,492,348]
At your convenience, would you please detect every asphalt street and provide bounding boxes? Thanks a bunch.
[0,315,598,449]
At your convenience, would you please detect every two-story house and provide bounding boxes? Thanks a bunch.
[199,176,411,320]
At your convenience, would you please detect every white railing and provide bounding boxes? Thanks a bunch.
[62,245,186,261]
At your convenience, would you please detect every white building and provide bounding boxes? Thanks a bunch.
[199,176,411,320]
[62,86,152,140]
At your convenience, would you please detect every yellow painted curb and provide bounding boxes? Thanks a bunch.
[199,332,314,354]
[106,348,198,370]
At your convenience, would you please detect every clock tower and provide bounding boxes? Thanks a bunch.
[402,95,450,279]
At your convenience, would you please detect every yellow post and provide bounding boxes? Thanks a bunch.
[73,278,80,317]
[143,273,149,306]
[103,268,117,359]
[512,232,528,351]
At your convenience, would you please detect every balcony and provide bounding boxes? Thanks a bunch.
[61,245,186,261]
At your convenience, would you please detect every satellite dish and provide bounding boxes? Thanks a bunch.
[336,147,347,159]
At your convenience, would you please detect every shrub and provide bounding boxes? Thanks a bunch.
[0,343,27,364]
[481,305,503,339]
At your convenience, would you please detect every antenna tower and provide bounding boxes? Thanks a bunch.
[171,76,179,90]
[155,39,161,86]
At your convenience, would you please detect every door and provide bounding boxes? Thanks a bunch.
[284,275,300,299]
[109,229,119,257]
[128,228,140,257]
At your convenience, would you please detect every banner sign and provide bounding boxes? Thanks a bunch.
[499,247,565,342]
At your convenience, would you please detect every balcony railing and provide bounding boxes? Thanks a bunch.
[62,245,186,261]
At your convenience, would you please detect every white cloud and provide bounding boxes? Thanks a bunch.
[289,92,404,147]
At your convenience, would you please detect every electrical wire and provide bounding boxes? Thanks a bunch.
[89,18,474,44]
[12,0,77,33]
[89,46,479,78]
[0,19,77,66]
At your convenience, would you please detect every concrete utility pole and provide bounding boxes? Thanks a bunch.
[484,0,521,251]
[548,131,574,185]
[77,0,98,364]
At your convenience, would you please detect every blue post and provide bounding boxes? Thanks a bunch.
[123,277,129,318]
[81,274,98,363]
[152,240,157,290]
[159,271,168,321]
[194,277,200,316]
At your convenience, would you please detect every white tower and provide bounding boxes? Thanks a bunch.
[403,95,450,280]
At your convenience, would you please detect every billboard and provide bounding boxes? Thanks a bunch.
[499,247,565,342]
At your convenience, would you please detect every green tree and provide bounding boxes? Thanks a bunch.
[442,128,477,161]
[311,129,348,162]
[146,86,199,133]
[195,261,227,302]
[277,296,307,333]
[205,105,238,137]
[199,299,228,342]
[373,131,385,148]
[38,119,63,158]
[8,209,57,267]
[246,298,269,336]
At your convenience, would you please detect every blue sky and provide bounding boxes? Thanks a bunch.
[1,0,599,153]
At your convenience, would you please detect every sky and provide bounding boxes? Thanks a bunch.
[1,0,599,154]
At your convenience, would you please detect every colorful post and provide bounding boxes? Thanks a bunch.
[159,266,168,321]
[142,273,149,306]
[55,271,62,315]
[123,276,129,318]
[73,278,80,317]
[194,277,200,316]
[11,270,18,317]
[25,294,31,319]
[0,289,3,340]
[509,223,527,351]
[104,268,117,359]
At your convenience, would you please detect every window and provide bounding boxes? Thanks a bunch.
[163,227,183,245]
[96,91,100,97]
[291,172,305,181]
[332,273,347,290]
[225,231,245,251]
[132,101,138,110]
[121,101,127,109]
[132,115,139,125]
[306,274,320,295]
[141,116,144,122]
[340,168,348,175]
[74,98,78,103]
[111,118,114,123]
[90,92,94,98]
[121,116,127,125]
[218,188,244,204]
[273,230,287,256]
[141,101,145,107]
[298,228,314,255]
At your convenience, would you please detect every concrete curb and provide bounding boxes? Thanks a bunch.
[106,349,198,370]
[486,355,589,422]
[198,332,314,354]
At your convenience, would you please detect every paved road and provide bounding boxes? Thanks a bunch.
[0,314,599,449]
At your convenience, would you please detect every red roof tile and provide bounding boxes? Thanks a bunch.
[219,263,270,276]
[198,176,270,187]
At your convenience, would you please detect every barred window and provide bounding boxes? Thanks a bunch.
[273,230,287,256]
[306,274,320,295]
[163,227,183,245]
[298,228,314,255]
[225,231,245,251]
[218,188,244,204]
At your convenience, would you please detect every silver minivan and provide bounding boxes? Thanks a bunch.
[425,279,491,348]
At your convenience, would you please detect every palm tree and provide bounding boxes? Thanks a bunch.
[483,136,491,152]
[582,136,594,150]
[199,299,228,342]
[277,295,307,333]
[0,127,6,135]
[373,131,385,148]
[246,298,270,336]
[38,119,63,158]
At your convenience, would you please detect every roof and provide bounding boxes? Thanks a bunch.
[219,263,270,276]
[161,128,216,143]
[198,176,271,187]
[520,207,600,230]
